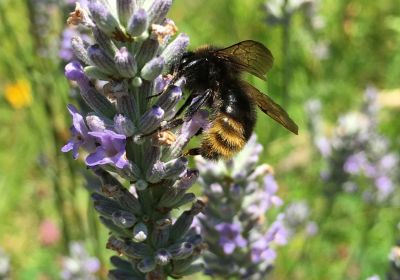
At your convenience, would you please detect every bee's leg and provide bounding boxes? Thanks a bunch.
[147,92,163,99]
[183,148,201,157]
[183,89,213,121]
[141,118,184,137]
[174,95,194,118]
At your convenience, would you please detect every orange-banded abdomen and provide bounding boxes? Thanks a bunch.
[200,112,254,160]
[196,81,257,160]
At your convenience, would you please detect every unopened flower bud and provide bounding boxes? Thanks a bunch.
[132,77,143,87]
[164,157,187,179]
[112,210,137,228]
[114,114,136,136]
[161,33,189,70]
[167,242,194,260]
[155,85,182,113]
[84,65,110,80]
[133,222,148,242]
[127,8,148,36]
[86,114,108,131]
[135,179,148,191]
[88,1,124,39]
[124,241,153,259]
[92,193,124,218]
[88,44,118,75]
[138,105,164,134]
[117,0,136,26]
[115,47,137,77]
[158,170,198,208]
[137,257,156,273]
[170,200,205,242]
[146,0,172,24]
[92,27,118,58]
[71,36,91,65]
[100,216,132,237]
[155,249,171,266]
[140,56,165,81]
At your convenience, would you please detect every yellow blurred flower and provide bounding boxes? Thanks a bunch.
[4,79,32,109]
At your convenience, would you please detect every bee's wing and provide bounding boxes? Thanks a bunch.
[241,81,298,134]
[214,40,274,81]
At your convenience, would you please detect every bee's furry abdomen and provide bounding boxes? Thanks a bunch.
[199,85,256,160]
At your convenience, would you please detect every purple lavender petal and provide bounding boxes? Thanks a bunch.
[62,104,96,159]
[222,240,236,255]
[84,258,100,273]
[86,130,128,168]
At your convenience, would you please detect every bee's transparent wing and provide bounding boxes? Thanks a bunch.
[241,81,298,134]
[214,40,274,81]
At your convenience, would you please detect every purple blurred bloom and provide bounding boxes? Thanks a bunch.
[86,129,128,169]
[84,258,101,273]
[61,242,99,280]
[246,174,283,218]
[264,174,283,206]
[315,136,331,157]
[250,237,276,264]
[379,154,398,171]
[375,176,394,199]
[305,221,319,236]
[343,152,367,174]
[59,27,92,61]
[266,214,288,246]
[59,28,78,61]
[215,222,247,255]
[62,104,96,159]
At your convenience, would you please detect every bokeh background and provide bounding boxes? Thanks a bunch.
[1,0,400,279]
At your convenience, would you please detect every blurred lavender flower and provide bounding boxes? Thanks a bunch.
[59,26,92,61]
[0,248,11,280]
[307,86,399,204]
[61,1,205,278]
[284,201,318,237]
[215,222,247,254]
[366,275,381,280]
[61,242,100,280]
[195,135,288,279]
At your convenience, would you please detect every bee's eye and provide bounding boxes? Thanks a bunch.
[181,57,188,65]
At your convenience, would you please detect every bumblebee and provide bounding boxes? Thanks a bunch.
[172,40,298,160]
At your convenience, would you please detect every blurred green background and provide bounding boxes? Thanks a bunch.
[0,0,400,279]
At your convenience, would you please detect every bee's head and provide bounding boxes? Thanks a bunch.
[175,52,205,74]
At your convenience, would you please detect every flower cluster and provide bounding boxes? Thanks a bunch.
[284,201,318,237]
[195,135,288,279]
[306,86,399,203]
[62,0,206,278]
[61,242,100,280]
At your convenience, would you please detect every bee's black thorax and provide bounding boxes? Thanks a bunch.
[177,49,239,94]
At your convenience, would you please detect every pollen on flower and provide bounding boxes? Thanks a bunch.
[153,130,177,146]
[151,19,178,44]
[4,79,32,109]
[67,3,88,25]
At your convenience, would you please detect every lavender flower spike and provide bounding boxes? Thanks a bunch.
[62,0,205,278]
[196,135,288,279]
